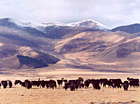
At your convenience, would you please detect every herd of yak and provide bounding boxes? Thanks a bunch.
[0,77,139,91]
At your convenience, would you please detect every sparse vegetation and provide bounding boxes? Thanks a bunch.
[116,48,131,58]
[35,50,60,64]
[17,55,48,68]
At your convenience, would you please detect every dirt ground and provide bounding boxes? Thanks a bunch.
[0,67,140,104]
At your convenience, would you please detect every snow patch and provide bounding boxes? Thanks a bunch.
[40,22,67,27]
[0,42,3,46]
[4,18,109,31]
[67,19,109,30]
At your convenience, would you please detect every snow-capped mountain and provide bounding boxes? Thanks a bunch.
[40,19,109,31]
[0,18,109,31]
[3,18,43,30]
[41,22,67,27]
[0,18,110,39]
[9,18,38,28]
[67,19,109,31]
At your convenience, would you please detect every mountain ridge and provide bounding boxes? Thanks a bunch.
[1,17,140,72]
[111,23,140,34]
[0,18,110,31]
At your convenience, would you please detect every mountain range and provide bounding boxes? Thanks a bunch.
[1,18,140,72]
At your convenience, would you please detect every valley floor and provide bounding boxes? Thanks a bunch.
[0,66,140,104]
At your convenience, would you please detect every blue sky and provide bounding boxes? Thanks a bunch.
[0,0,140,29]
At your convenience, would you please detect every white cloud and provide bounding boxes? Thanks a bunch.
[0,0,140,28]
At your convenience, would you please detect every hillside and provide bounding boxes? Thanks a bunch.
[0,46,60,69]
[1,18,140,72]
[111,23,140,34]
[0,18,109,69]
[55,30,140,72]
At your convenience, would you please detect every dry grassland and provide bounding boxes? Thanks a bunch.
[0,67,140,104]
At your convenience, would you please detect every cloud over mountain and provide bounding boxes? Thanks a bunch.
[0,0,140,28]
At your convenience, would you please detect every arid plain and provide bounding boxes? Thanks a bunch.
[0,63,140,104]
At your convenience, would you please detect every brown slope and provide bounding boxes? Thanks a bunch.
[0,46,60,69]
[55,31,129,53]
[0,26,61,69]
[0,26,56,52]
[95,37,140,68]
[55,31,140,72]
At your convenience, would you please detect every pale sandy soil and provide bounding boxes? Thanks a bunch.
[0,67,140,104]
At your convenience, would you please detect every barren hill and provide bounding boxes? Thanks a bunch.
[111,23,140,34]
[55,30,140,72]
[0,18,140,72]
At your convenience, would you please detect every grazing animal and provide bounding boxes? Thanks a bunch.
[57,78,67,87]
[14,80,22,85]
[91,79,101,90]
[110,79,122,88]
[63,78,84,91]
[127,77,139,87]
[57,80,63,87]
[63,80,67,83]
[107,79,113,88]
[45,81,50,88]
[40,80,46,88]
[122,81,129,91]
[78,77,84,83]
[21,82,25,87]
[7,80,12,88]
[31,81,40,87]
[84,79,91,88]
[76,79,84,88]
[69,80,77,91]
[1,81,8,89]
[62,79,67,88]
[63,82,70,90]
[100,78,108,87]
[24,80,32,89]
[49,80,57,89]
